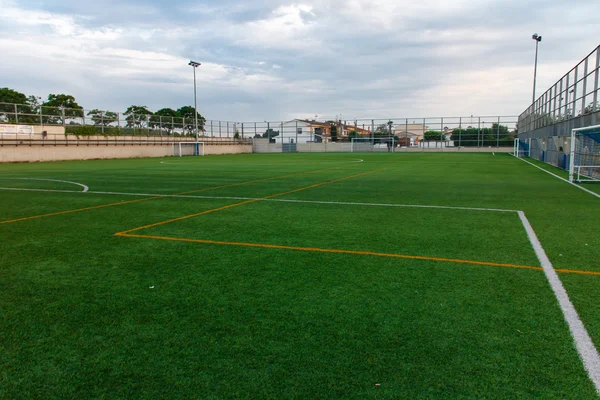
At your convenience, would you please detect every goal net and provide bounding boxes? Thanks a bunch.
[351,137,395,152]
[173,142,204,157]
[513,139,530,158]
[570,125,600,183]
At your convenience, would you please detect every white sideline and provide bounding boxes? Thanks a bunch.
[518,211,600,394]
[0,178,89,192]
[514,156,600,199]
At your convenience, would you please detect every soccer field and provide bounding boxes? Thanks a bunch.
[1,153,599,398]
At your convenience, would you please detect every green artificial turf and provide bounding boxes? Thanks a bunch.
[0,153,599,399]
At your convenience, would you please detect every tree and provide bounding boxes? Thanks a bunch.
[262,128,279,142]
[87,109,118,126]
[0,87,28,104]
[0,88,29,123]
[124,105,152,129]
[177,106,206,135]
[150,108,179,134]
[374,123,392,137]
[449,124,512,147]
[42,94,83,124]
[423,130,446,141]
[348,130,360,139]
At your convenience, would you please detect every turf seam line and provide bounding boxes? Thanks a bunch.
[0,178,89,192]
[514,155,600,199]
[0,187,520,213]
[518,211,600,393]
[115,168,386,235]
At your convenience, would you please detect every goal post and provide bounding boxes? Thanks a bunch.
[569,124,600,183]
[351,137,395,152]
[172,142,204,157]
[513,138,531,158]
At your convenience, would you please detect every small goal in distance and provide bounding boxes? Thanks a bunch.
[172,142,204,157]
[351,137,396,152]
[569,124,600,183]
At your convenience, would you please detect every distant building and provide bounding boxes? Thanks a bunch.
[393,123,429,141]
[275,120,370,144]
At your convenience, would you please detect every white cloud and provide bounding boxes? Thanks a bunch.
[232,4,321,50]
[0,0,598,121]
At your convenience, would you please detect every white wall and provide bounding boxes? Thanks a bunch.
[277,120,316,144]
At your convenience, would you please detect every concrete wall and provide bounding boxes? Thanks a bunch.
[297,143,353,152]
[0,144,252,163]
[253,139,282,153]
[253,139,513,153]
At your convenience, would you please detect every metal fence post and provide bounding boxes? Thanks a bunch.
[459,117,462,147]
[593,48,600,125]
[478,117,481,147]
[371,120,374,140]
[496,116,500,147]
[440,117,444,148]
[14,104,18,124]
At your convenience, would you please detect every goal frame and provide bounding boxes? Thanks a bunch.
[351,137,396,153]
[172,142,204,157]
[569,124,600,183]
[513,138,531,158]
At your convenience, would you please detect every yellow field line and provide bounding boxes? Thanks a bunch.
[115,168,386,235]
[0,197,160,225]
[115,233,548,272]
[115,233,600,276]
[554,269,600,276]
[0,163,359,226]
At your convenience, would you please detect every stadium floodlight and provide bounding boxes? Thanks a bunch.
[188,60,201,146]
[531,33,542,106]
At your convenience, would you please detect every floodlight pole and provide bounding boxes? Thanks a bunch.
[531,34,542,106]
[188,60,201,141]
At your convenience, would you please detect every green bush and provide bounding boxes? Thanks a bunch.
[65,125,100,136]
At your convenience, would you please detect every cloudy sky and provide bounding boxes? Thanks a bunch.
[0,0,598,121]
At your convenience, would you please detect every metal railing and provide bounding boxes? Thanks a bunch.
[518,45,600,134]
[0,103,246,138]
[243,116,518,148]
[0,103,517,148]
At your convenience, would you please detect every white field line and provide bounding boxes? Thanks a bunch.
[518,211,600,394]
[0,178,89,192]
[514,156,600,199]
[0,186,518,212]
